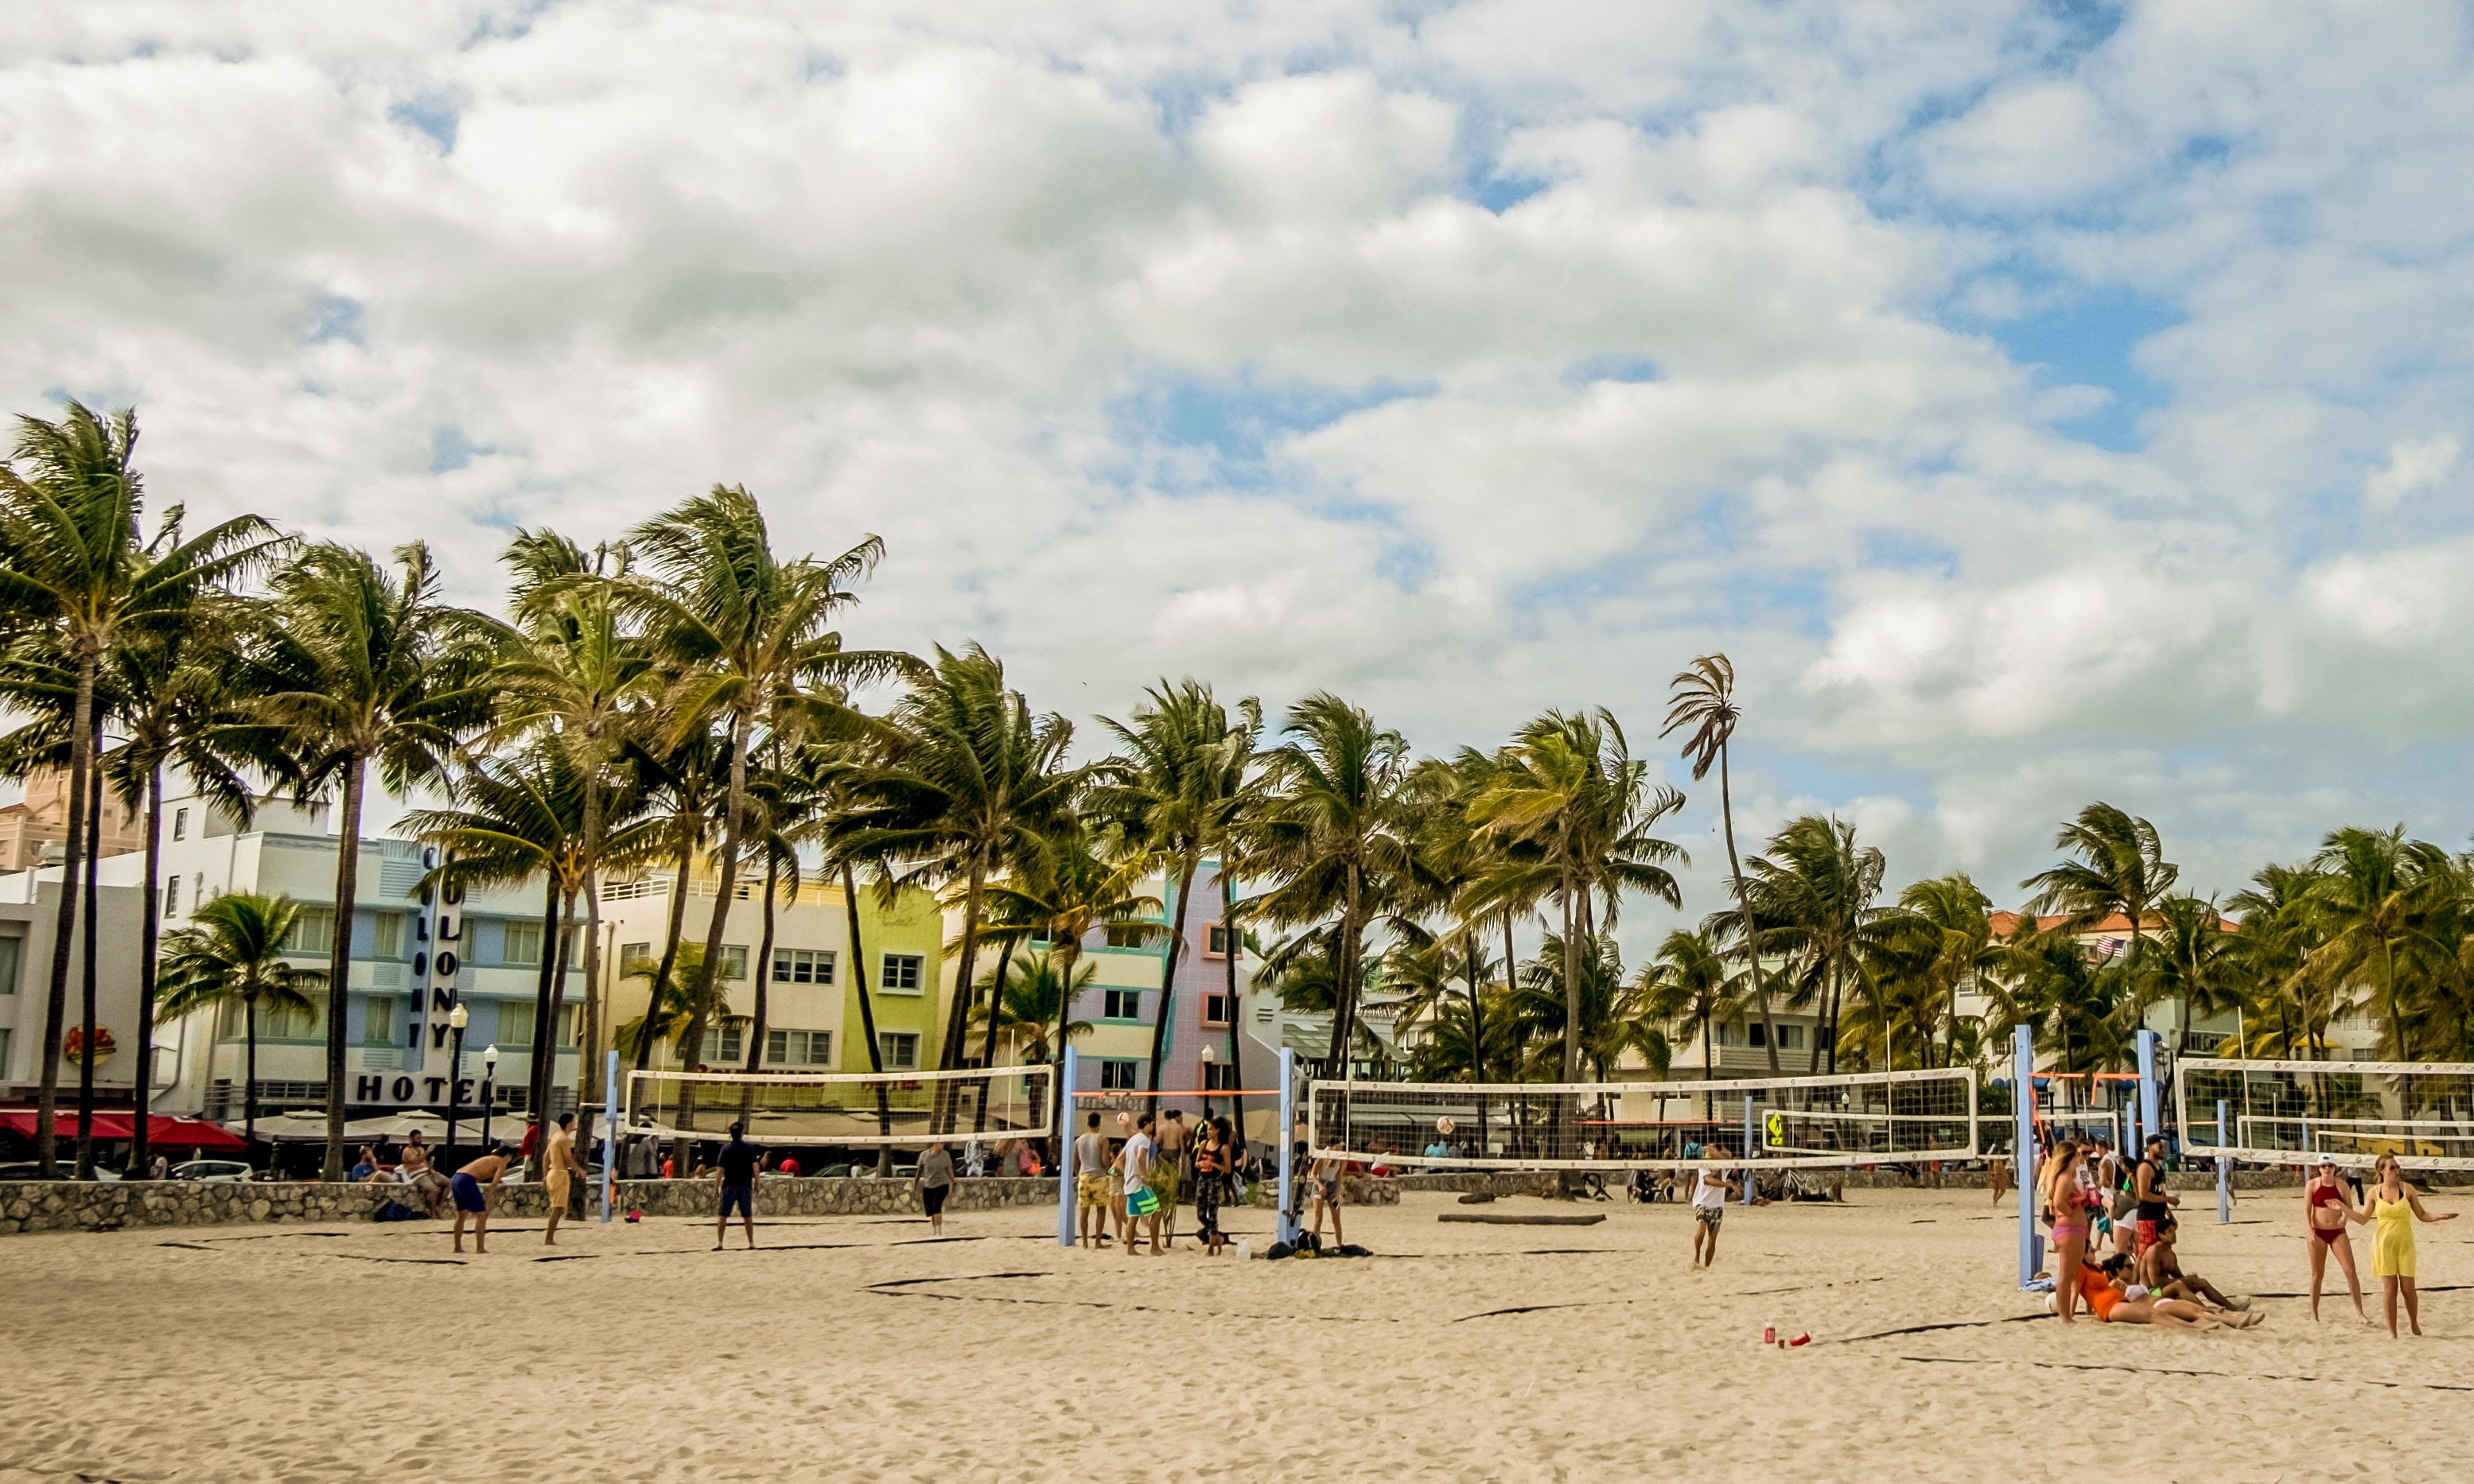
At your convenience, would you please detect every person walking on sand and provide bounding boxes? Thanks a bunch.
[1120,1113,1161,1256]
[1690,1159,1738,1268]
[450,1143,519,1254]
[1308,1152,1345,1251]
[1074,1112,1112,1249]
[2365,1152,2457,1338]
[713,1121,762,1250]
[543,1113,586,1246]
[918,1139,956,1235]
[2305,1154,2371,1324]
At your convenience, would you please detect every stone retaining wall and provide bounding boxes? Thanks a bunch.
[0,1176,1061,1236]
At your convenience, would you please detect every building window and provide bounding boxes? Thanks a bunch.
[1714,1022,1744,1047]
[1202,1060,1239,1091]
[163,875,181,918]
[261,1000,320,1041]
[768,1028,832,1066]
[620,942,652,976]
[500,1005,535,1050]
[1099,1059,1139,1090]
[1205,923,1231,958]
[504,920,544,966]
[0,934,18,994]
[1102,989,1141,1020]
[1778,1024,1807,1051]
[881,954,924,993]
[773,948,836,985]
[1104,925,1149,949]
[372,912,404,959]
[557,1004,576,1045]
[364,996,398,1047]
[717,1027,743,1063]
[285,907,335,956]
[719,945,749,981]
[172,806,189,841]
[879,1031,920,1070]
[1203,993,1233,1027]
[1748,1022,1767,1048]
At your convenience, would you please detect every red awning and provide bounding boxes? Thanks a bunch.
[0,1110,247,1150]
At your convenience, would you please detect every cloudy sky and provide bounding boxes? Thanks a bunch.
[5,2,2471,935]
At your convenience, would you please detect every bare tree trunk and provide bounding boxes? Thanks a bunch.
[1718,745,1779,1075]
[133,760,165,1179]
[75,747,103,1178]
[34,653,98,1177]
[321,757,367,1182]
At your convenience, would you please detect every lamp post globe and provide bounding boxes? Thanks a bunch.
[481,1044,500,1152]
[1200,1044,1215,1122]
[446,1001,470,1156]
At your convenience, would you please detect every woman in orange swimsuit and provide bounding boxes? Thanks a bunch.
[2303,1153,2370,1323]
[2079,1257,2264,1331]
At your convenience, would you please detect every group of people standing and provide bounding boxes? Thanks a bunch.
[2303,1151,2458,1336]
[1072,1107,1255,1257]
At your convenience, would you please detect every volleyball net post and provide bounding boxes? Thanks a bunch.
[1055,1047,1079,1249]
[2014,1024,2037,1290]
[2215,1097,2231,1226]
[601,1049,618,1225]
[1741,1094,1755,1207]
[2138,1030,2161,1148]
[1277,1049,1299,1247]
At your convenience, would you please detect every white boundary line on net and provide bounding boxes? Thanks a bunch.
[624,1063,1056,1146]
[1303,1066,1978,1171]
[2175,1057,2474,1171]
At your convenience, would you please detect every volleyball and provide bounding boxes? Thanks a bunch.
[1436,1117,1456,1135]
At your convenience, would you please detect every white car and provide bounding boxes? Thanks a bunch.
[169,1160,254,1183]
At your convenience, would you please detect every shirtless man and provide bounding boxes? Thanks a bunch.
[2136,1214,2249,1311]
[543,1113,588,1245]
[1153,1109,1188,1248]
[451,1143,520,1254]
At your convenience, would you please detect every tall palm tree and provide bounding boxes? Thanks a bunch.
[1469,709,1686,1086]
[2225,862,2337,1058]
[978,823,1159,1134]
[620,725,733,1073]
[1889,872,1998,1069]
[1742,814,1889,1073]
[969,950,1099,1065]
[2309,826,2454,1059]
[842,644,1083,1129]
[0,402,282,1175]
[1664,654,1780,1073]
[256,541,500,1179]
[1636,927,1741,1103]
[2021,802,2178,1044]
[2145,892,2237,1055]
[624,487,904,1144]
[156,892,328,1155]
[613,942,751,1067]
[1092,680,1258,1093]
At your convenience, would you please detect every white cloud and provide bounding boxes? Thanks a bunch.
[2364,434,2461,507]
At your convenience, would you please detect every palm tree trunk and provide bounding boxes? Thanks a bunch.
[972,935,1018,1132]
[933,856,989,1133]
[133,760,165,1179]
[840,860,893,1171]
[245,996,261,1163]
[675,711,753,1151]
[576,776,605,1202]
[1702,1010,1714,1121]
[524,873,564,1175]
[632,845,696,1074]
[1459,925,1482,1156]
[75,747,104,1179]
[1147,852,1200,1093]
[743,849,780,1095]
[1718,745,1779,1076]
[1324,867,1363,1071]
[321,755,366,1182]
[1051,924,1082,1167]
[34,651,98,1177]
[1229,870,1251,1149]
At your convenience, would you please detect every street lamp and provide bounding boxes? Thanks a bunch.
[481,1044,500,1153]
[445,1002,469,1155]
[1199,1044,1216,1126]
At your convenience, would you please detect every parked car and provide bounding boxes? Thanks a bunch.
[169,1160,255,1183]
[0,1162,120,1181]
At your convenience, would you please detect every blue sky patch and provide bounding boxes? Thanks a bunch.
[1986,283,2181,452]
[309,295,364,345]
[430,426,490,474]
[389,95,461,153]
[1107,368,1431,493]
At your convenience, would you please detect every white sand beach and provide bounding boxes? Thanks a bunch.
[4,1187,2471,1482]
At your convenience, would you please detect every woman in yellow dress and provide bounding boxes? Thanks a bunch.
[2364,1153,2458,1338]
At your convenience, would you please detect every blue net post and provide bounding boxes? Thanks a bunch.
[1277,1049,1300,1247]
[2014,1024,2038,1288]
[1741,1094,1755,1206]
[2137,1030,2161,1151]
[1056,1047,1079,1249]
[601,1049,618,1223]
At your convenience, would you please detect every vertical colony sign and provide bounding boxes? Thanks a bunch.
[410,845,463,1069]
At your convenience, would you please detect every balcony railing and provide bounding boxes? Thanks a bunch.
[601,876,755,903]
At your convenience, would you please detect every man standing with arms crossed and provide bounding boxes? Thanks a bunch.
[1074,1111,1113,1249]
[2134,1134,2180,1258]
[713,1121,762,1251]
[543,1112,588,1246]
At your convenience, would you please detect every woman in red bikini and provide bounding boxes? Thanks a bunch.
[2304,1152,2370,1323]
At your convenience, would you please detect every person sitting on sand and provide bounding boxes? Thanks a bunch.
[2135,1214,2249,1311]
[2077,1256,2264,1331]
[451,1143,520,1254]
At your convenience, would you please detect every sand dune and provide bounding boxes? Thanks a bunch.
[2,1186,2469,1482]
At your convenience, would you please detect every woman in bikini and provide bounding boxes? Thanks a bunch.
[1192,1119,1227,1256]
[2366,1152,2458,1338]
[2078,1255,2265,1331]
[2042,1141,2092,1323]
[2304,1153,2370,1324]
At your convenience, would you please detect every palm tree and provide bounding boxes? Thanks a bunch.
[2145,892,2237,1055]
[1243,694,1420,1072]
[2021,803,2178,1044]
[842,644,1083,1129]
[620,726,733,1073]
[2224,862,2338,1058]
[970,950,1098,1065]
[613,942,750,1066]
[1741,815,1889,1073]
[624,488,904,1146]
[156,892,328,1155]
[0,402,282,1175]
[256,542,500,1179]
[1636,927,1741,1104]
[2309,826,2455,1059]
[1889,872,1998,1069]
[1091,680,1258,1094]
[1664,654,1780,1073]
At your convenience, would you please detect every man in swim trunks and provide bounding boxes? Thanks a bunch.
[451,1143,519,1254]
[2133,1136,2179,1254]
[1120,1113,1161,1256]
[713,1121,761,1250]
[1074,1112,1113,1248]
[1154,1109,1188,1247]
[1690,1161,1739,1268]
[543,1112,587,1246]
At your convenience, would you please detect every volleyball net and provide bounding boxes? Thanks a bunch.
[624,1064,1055,1147]
[1305,1066,1978,1171]
[2176,1059,2474,1171]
